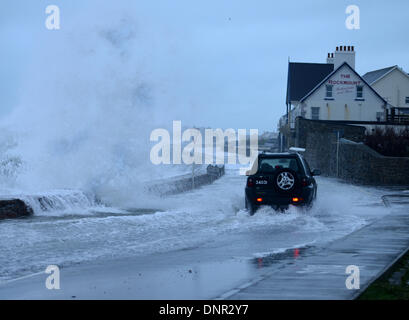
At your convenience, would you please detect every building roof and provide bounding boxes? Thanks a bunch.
[362,66,397,84]
[286,62,334,104]
[299,62,387,105]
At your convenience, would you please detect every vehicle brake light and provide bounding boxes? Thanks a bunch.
[256,198,263,203]
[292,197,300,203]
[301,178,310,187]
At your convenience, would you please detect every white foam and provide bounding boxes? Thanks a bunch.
[17,190,98,216]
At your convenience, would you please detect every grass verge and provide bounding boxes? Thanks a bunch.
[358,248,409,300]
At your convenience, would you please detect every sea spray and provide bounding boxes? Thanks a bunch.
[0,3,192,207]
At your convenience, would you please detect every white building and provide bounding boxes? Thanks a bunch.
[363,65,409,115]
[284,46,387,128]
[297,62,387,122]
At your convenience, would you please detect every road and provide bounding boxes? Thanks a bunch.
[0,165,397,299]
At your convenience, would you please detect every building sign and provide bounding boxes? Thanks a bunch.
[328,74,361,85]
[328,74,361,95]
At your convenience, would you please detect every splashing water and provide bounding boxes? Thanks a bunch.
[0,4,193,207]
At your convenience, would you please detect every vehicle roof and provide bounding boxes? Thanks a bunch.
[257,152,301,158]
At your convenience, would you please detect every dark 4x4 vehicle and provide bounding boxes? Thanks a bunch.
[245,151,321,215]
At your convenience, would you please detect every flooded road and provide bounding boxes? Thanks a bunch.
[0,166,393,298]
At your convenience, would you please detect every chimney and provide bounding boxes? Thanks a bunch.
[326,52,334,64]
[333,45,355,70]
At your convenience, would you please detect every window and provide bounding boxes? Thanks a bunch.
[311,107,320,120]
[356,85,364,99]
[376,112,384,122]
[405,97,409,104]
[258,157,300,174]
[325,85,333,98]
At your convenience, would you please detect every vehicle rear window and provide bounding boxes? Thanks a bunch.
[258,157,300,174]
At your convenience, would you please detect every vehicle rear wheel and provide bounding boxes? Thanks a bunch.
[249,205,257,216]
[245,197,257,216]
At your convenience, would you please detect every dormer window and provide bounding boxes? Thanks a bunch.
[356,85,364,99]
[325,85,333,98]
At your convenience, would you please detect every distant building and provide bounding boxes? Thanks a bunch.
[297,61,386,123]
[258,131,279,152]
[284,46,387,127]
[363,65,409,115]
[278,45,392,151]
[285,62,334,125]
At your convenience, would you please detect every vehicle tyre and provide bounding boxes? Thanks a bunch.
[245,197,257,216]
[249,205,258,216]
[273,168,298,194]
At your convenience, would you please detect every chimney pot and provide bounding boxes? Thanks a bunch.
[348,46,351,51]
[336,46,339,51]
[343,46,347,51]
[352,46,354,51]
[328,53,330,58]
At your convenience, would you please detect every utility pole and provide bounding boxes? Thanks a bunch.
[192,163,195,189]
[336,131,340,178]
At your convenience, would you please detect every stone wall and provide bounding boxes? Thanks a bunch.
[295,117,366,176]
[296,117,366,148]
[148,165,225,196]
[148,172,221,196]
[338,139,409,185]
[0,199,33,220]
[295,117,409,186]
[0,165,226,220]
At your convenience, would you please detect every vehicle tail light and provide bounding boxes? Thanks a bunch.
[301,178,311,187]
[256,198,263,203]
[292,197,300,203]
[247,178,254,187]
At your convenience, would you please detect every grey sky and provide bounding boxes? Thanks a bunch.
[1,0,408,131]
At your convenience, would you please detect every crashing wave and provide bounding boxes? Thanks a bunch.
[18,190,99,215]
